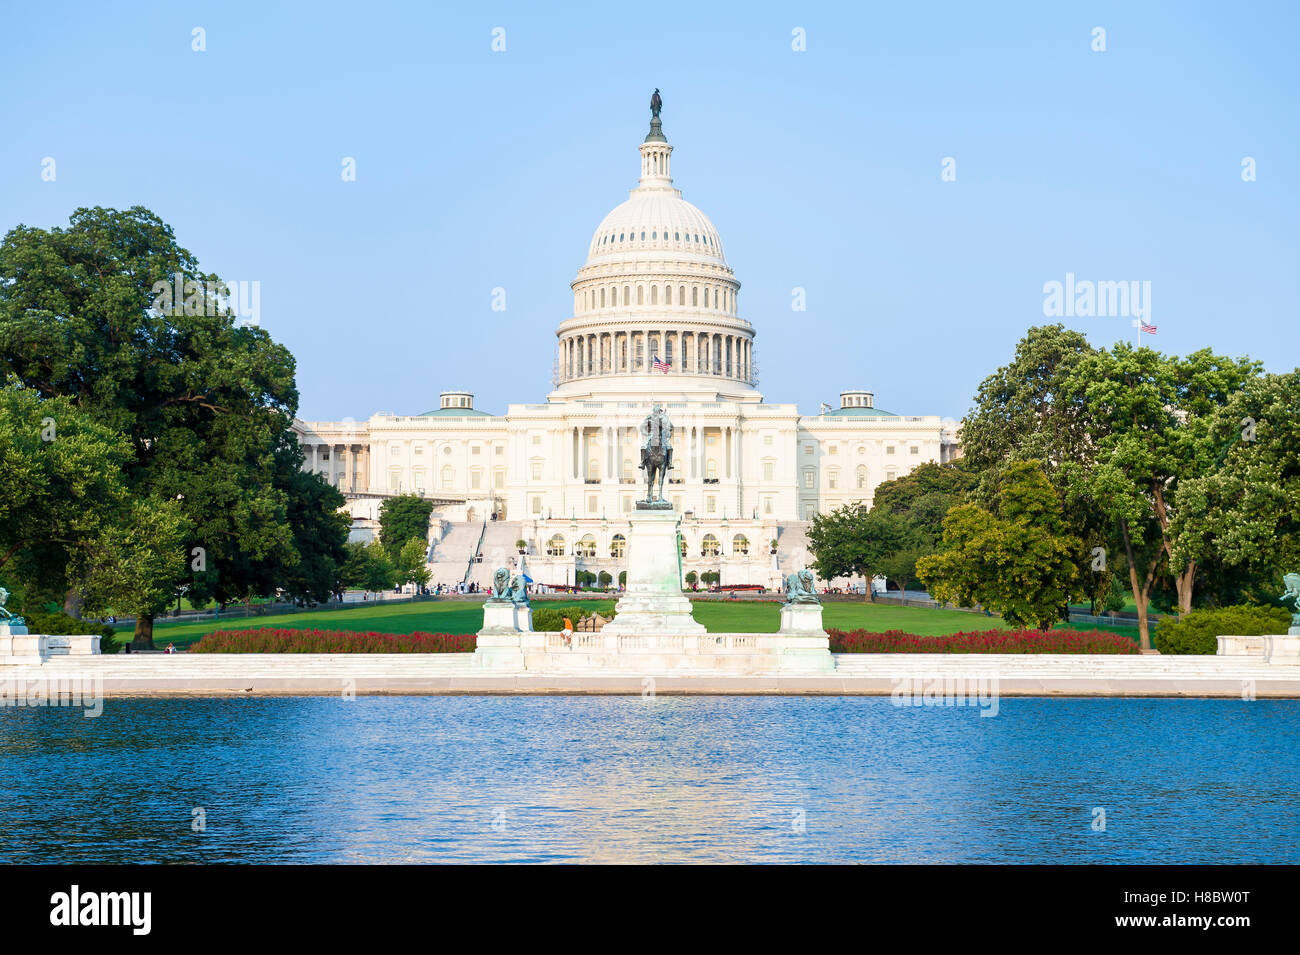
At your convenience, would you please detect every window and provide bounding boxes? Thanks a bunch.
[610,534,626,558]
[495,446,503,456]
[857,466,868,489]
[804,446,813,455]
[576,535,597,558]
[706,496,716,513]
[732,534,749,555]
[803,469,815,489]
[532,434,542,445]
[494,470,505,490]
[470,469,482,490]
[531,496,542,515]
[829,446,838,455]
[588,495,598,513]
[828,469,838,490]
[763,460,774,481]
[471,446,481,455]
[764,435,773,446]
[441,465,454,489]
[701,534,720,557]
[531,460,542,480]
[622,458,634,482]
[622,497,632,513]
[680,537,688,557]
[910,446,920,455]
[886,445,896,455]
[763,496,773,514]
[546,534,565,556]
[706,460,718,479]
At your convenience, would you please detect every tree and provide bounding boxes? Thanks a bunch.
[395,537,431,592]
[1064,344,1260,647]
[871,460,980,548]
[360,542,395,593]
[0,384,134,609]
[1172,370,1300,599]
[618,570,627,587]
[807,503,921,601]
[378,495,435,559]
[74,497,187,638]
[917,461,1084,629]
[684,570,698,589]
[274,468,351,604]
[0,206,315,648]
[961,324,1097,478]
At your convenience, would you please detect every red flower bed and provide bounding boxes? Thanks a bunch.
[191,628,476,653]
[827,628,1139,654]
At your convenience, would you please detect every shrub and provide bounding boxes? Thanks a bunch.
[828,628,1138,654]
[23,610,119,654]
[191,628,475,653]
[1154,604,1291,655]
[530,605,589,632]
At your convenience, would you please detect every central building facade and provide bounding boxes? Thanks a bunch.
[294,103,960,589]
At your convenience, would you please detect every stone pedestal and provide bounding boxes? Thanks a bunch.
[479,602,532,634]
[0,626,99,665]
[600,509,705,635]
[473,602,531,670]
[1217,633,1300,665]
[779,602,826,635]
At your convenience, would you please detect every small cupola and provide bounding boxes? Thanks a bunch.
[840,390,874,410]
[440,391,474,411]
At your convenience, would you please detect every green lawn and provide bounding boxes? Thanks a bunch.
[130,596,1139,650]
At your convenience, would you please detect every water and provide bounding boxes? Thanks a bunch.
[2,696,1297,863]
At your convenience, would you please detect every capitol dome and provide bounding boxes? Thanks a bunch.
[553,94,756,398]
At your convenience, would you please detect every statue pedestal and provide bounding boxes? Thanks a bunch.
[601,509,704,635]
[1217,633,1300,665]
[474,602,531,670]
[779,602,827,635]
[479,602,532,634]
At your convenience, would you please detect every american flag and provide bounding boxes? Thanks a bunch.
[1133,318,1157,335]
[652,356,671,373]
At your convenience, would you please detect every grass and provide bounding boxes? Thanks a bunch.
[129,596,1141,650]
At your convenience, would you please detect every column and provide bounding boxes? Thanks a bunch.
[725,428,732,479]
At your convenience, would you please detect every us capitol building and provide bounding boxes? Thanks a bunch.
[294,96,960,589]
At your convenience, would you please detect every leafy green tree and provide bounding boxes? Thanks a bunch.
[378,495,435,559]
[0,206,318,648]
[684,570,698,589]
[807,503,921,600]
[275,468,351,604]
[871,460,980,548]
[0,384,134,611]
[395,537,431,591]
[1172,370,1300,597]
[360,541,395,593]
[1064,344,1260,646]
[618,570,627,587]
[598,570,613,589]
[74,497,186,632]
[917,461,1084,629]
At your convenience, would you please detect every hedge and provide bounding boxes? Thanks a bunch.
[828,628,1139,654]
[191,628,475,653]
[1153,605,1291,655]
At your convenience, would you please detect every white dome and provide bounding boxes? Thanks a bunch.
[553,98,756,399]
[587,194,727,267]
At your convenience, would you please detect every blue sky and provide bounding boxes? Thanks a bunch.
[3,1,1296,421]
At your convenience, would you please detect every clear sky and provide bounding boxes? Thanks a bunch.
[3,1,1296,421]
